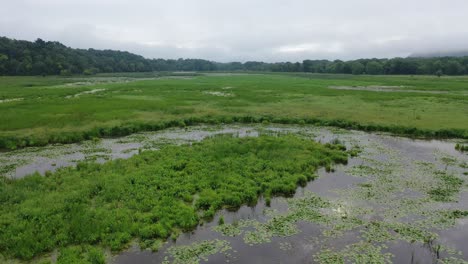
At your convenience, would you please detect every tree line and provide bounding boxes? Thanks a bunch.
[1,36,468,76]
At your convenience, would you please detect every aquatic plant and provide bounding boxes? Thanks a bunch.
[209,132,468,264]
[218,216,225,225]
[0,135,348,261]
[164,239,231,264]
[427,172,463,202]
[455,143,468,152]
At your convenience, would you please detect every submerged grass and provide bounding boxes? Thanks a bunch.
[163,239,232,264]
[428,172,464,202]
[0,135,348,261]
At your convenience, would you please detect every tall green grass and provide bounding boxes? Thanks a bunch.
[0,135,348,260]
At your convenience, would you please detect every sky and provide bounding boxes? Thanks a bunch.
[1,0,468,62]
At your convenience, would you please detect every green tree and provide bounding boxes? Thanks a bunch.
[0,53,8,73]
[302,60,313,72]
[366,61,383,75]
[351,62,365,75]
[1,36,468,76]
[444,60,464,75]
[432,60,443,75]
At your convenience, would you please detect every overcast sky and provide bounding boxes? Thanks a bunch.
[1,0,467,62]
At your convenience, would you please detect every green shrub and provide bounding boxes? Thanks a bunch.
[0,135,348,260]
[218,216,225,225]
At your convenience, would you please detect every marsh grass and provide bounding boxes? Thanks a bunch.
[0,74,467,150]
[0,135,348,261]
[455,143,468,152]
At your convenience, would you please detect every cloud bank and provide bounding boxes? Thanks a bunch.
[1,0,467,62]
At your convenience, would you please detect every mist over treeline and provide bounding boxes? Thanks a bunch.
[1,37,467,76]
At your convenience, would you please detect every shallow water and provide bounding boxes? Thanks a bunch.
[1,125,467,263]
[113,126,467,263]
[0,125,263,179]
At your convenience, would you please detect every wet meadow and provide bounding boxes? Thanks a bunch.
[0,73,467,263]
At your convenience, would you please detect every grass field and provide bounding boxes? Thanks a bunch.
[1,73,468,263]
[0,73,467,149]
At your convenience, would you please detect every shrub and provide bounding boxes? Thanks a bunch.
[0,135,348,259]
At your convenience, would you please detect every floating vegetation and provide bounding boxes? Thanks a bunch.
[455,143,468,152]
[213,193,332,245]
[427,172,463,202]
[207,128,468,263]
[213,223,243,237]
[278,241,293,251]
[164,239,232,264]
[1,125,467,263]
[314,241,393,264]
[440,155,459,166]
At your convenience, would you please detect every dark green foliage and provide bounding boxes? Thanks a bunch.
[351,62,365,75]
[56,246,105,264]
[348,146,362,157]
[446,210,468,219]
[325,139,347,151]
[0,135,348,260]
[455,143,468,152]
[366,61,384,75]
[1,36,468,75]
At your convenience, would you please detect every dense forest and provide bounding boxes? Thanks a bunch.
[1,36,468,76]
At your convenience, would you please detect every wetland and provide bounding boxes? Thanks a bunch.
[1,124,467,263]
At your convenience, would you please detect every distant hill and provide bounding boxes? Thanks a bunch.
[1,36,468,75]
[0,37,153,75]
[0,36,217,75]
[410,50,468,58]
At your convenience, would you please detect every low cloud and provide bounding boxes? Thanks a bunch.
[1,0,467,62]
